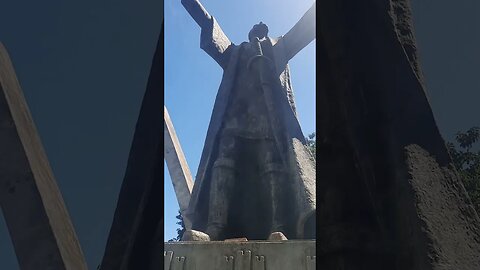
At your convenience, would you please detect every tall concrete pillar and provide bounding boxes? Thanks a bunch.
[0,43,87,270]
[164,106,193,230]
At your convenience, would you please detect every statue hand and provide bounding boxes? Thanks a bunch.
[181,0,212,29]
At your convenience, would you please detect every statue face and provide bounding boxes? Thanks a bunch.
[248,22,269,41]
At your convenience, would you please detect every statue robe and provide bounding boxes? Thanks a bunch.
[185,4,316,239]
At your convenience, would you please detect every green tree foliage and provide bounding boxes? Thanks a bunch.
[306,132,316,160]
[168,210,186,242]
[446,127,480,214]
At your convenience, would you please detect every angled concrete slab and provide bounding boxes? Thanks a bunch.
[0,43,87,269]
[164,105,193,229]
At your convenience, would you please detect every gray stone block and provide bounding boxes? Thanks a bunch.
[164,240,315,270]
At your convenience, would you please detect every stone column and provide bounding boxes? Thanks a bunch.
[164,106,193,230]
[0,43,87,270]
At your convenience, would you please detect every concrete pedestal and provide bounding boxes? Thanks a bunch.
[164,240,315,270]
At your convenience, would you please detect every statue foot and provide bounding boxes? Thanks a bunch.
[205,225,226,241]
[267,231,288,241]
[181,230,211,241]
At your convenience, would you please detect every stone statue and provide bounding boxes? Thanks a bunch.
[181,0,316,241]
[312,1,480,269]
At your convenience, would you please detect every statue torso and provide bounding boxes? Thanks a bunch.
[221,40,275,139]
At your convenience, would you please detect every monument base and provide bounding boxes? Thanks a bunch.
[164,240,316,270]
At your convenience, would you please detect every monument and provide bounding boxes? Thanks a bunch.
[180,0,316,241]
[104,0,480,269]
[165,1,317,269]
[2,0,479,269]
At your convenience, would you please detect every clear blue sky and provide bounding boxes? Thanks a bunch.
[164,0,316,241]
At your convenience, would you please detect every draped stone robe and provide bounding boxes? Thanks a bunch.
[185,4,316,239]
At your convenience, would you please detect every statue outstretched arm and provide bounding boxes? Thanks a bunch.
[181,0,233,69]
[181,0,212,29]
[273,2,316,74]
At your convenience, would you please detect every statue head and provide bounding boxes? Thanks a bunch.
[248,22,269,41]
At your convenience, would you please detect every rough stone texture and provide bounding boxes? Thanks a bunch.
[181,230,211,241]
[162,240,315,270]
[0,43,87,269]
[317,0,480,269]
[404,145,480,269]
[267,232,288,241]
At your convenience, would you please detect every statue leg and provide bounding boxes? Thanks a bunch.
[258,139,288,236]
[205,135,237,240]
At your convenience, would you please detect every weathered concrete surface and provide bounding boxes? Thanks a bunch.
[317,0,480,269]
[181,229,210,241]
[404,145,480,268]
[100,24,164,270]
[163,240,316,270]
[164,106,193,229]
[0,43,87,269]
